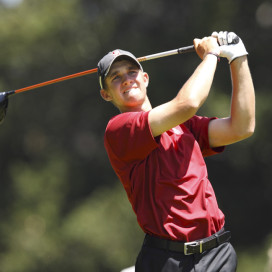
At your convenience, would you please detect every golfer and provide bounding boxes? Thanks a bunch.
[97,31,255,272]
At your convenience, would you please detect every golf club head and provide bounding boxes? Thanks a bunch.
[0,92,9,124]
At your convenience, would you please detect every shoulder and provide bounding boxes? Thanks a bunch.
[104,111,158,161]
[106,111,149,133]
[182,115,219,149]
[183,115,214,128]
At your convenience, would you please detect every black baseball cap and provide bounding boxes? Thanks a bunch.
[97,49,143,89]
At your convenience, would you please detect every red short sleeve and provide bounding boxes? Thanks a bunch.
[183,115,225,157]
[104,111,158,162]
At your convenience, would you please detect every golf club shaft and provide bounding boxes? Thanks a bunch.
[7,45,195,96]
[13,68,98,95]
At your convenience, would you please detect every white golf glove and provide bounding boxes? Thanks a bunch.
[212,31,248,63]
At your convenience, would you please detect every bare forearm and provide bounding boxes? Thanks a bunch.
[149,55,218,137]
[177,54,217,109]
[230,56,255,137]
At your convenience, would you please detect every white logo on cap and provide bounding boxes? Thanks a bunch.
[112,50,121,56]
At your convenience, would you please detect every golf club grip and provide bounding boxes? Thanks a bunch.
[178,45,195,54]
[177,36,239,55]
[232,36,240,44]
[138,45,195,63]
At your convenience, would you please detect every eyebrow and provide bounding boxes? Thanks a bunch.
[108,64,139,79]
[108,70,119,79]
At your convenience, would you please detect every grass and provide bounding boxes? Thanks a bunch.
[237,247,269,272]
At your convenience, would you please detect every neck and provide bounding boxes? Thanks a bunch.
[119,96,152,113]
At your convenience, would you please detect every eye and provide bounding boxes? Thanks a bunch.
[112,75,120,81]
[129,70,138,75]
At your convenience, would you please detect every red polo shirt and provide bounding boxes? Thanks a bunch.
[104,111,225,242]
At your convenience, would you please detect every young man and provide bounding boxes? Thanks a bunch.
[98,31,255,272]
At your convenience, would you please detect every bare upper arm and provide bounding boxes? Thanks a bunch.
[148,100,197,137]
[208,117,252,148]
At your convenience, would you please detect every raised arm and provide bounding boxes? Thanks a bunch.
[208,32,255,147]
[148,36,220,137]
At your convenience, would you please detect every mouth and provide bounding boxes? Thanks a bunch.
[123,86,138,94]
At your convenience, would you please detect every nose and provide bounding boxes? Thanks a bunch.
[122,74,133,86]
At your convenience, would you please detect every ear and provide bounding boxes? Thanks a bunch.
[143,72,149,88]
[100,89,113,102]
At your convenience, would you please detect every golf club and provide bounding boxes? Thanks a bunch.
[0,45,195,124]
[0,31,240,124]
[0,33,240,124]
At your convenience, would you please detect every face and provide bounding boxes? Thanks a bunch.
[100,59,149,112]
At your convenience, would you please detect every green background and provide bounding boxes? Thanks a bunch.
[0,0,271,271]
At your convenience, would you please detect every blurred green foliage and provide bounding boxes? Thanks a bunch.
[0,0,271,271]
